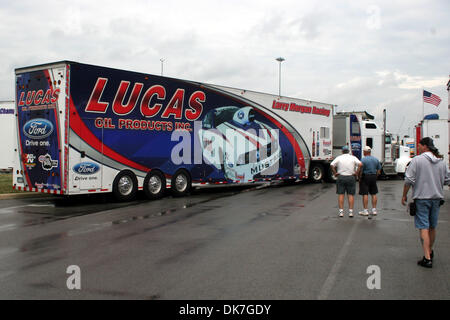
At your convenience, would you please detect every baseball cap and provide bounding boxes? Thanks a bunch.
[363,146,371,152]
[419,137,434,148]
[342,145,349,151]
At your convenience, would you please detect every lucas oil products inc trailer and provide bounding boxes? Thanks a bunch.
[13,61,335,201]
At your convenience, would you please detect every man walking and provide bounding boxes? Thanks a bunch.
[358,146,381,219]
[401,137,450,268]
[331,145,362,218]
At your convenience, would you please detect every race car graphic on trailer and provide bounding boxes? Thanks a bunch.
[198,106,281,182]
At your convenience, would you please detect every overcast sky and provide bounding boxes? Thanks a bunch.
[0,0,448,137]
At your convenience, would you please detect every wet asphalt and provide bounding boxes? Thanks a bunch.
[0,179,449,300]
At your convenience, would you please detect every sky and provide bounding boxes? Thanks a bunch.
[0,0,449,138]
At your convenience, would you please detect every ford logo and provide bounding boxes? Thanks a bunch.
[73,162,100,175]
[23,118,54,139]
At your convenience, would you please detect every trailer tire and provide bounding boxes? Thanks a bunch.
[171,169,192,197]
[113,170,138,202]
[143,170,166,200]
[309,163,324,183]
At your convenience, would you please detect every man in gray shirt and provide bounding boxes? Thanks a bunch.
[401,137,450,268]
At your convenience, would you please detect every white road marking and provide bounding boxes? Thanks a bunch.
[317,220,360,300]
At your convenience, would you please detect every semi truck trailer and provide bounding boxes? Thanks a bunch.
[12,61,335,200]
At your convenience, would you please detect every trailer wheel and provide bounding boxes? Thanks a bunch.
[171,169,192,197]
[309,163,324,183]
[144,170,166,200]
[113,170,138,202]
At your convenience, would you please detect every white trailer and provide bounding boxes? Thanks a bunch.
[0,101,15,170]
[417,119,449,168]
[332,111,411,176]
[332,112,383,159]
[12,61,338,201]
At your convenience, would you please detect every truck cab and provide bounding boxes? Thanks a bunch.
[333,112,411,177]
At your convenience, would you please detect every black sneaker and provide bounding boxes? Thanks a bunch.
[430,250,434,261]
[417,257,432,268]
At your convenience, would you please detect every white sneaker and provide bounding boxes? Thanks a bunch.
[372,209,378,216]
[359,210,369,216]
[349,211,354,218]
[339,210,344,218]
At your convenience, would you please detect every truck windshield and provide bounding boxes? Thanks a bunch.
[385,136,392,144]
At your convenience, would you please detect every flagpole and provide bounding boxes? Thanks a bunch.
[422,88,424,120]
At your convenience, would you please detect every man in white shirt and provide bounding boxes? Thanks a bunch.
[330,145,363,217]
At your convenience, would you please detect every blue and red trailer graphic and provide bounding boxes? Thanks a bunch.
[15,69,63,193]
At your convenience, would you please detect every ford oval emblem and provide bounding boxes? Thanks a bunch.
[23,118,54,139]
[73,162,100,175]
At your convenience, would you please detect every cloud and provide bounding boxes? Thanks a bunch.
[321,70,448,136]
[376,71,447,90]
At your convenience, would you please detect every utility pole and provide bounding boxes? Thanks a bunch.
[160,58,165,76]
[275,57,285,97]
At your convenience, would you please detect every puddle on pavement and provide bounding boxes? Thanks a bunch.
[20,233,66,253]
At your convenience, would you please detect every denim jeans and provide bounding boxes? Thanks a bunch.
[414,199,441,229]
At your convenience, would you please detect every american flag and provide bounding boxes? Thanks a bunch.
[423,90,441,107]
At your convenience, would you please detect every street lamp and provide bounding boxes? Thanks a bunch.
[160,58,165,76]
[275,57,285,97]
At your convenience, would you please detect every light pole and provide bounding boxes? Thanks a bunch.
[275,57,285,97]
[160,58,165,76]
